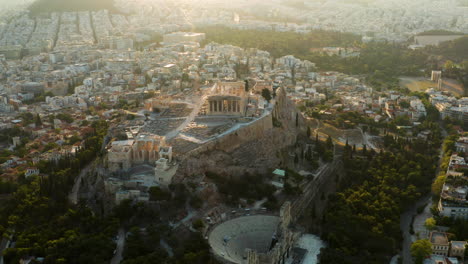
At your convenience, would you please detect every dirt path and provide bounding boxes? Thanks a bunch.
[68,162,93,204]
[110,228,125,264]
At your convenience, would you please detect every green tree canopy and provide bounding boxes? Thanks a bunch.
[261,88,272,102]
[424,218,436,231]
[411,239,432,264]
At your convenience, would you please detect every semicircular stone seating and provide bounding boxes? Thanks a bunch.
[208,215,281,264]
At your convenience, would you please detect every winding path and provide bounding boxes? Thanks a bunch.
[110,228,125,264]
[165,86,215,140]
[68,162,93,204]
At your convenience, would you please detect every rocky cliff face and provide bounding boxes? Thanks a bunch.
[174,88,305,180]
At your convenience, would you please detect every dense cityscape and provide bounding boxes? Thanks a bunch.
[0,0,467,264]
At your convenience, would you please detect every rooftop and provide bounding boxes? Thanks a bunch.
[273,169,286,177]
[451,241,466,250]
[429,231,449,245]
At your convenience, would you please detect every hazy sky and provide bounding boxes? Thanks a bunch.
[0,0,34,7]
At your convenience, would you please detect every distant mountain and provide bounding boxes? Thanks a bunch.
[29,0,117,15]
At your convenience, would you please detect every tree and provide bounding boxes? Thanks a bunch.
[424,218,436,231]
[307,126,311,138]
[399,101,410,109]
[34,113,42,127]
[182,73,190,83]
[43,142,58,152]
[114,199,134,222]
[56,113,74,123]
[67,82,75,94]
[192,219,204,231]
[432,173,446,197]
[444,60,455,75]
[395,115,411,126]
[320,127,441,263]
[149,186,170,201]
[362,125,368,134]
[134,67,142,75]
[261,88,272,102]
[411,239,432,264]
[326,135,333,150]
[291,63,296,85]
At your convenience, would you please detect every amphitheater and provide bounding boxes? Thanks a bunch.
[208,215,281,263]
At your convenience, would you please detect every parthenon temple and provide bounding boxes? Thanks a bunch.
[204,81,249,116]
[207,95,243,115]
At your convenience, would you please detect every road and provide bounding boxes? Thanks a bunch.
[0,230,13,264]
[0,237,7,264]
[400,193,432,264]
[110,228,125,264]
[160,239,174,257]
[412,198,433,238]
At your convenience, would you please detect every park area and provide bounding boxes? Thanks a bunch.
[399,76,464,97]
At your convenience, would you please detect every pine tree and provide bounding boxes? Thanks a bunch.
[67,82,74,94]
[326,135,333,150]
[261,88,272,102]
[35,114,42,127]
[307,145,313,161]
[311,204,316,219]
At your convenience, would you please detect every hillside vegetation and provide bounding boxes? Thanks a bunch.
[198,26,361,58]
[432,36,468,60]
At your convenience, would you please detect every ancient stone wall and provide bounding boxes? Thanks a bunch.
[174,87,305,179]
[290,158,345,221]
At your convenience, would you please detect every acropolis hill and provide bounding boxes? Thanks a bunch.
[106,80,303,188]
[176,83,302,178]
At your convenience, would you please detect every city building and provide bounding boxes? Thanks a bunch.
[429,231,450,256]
